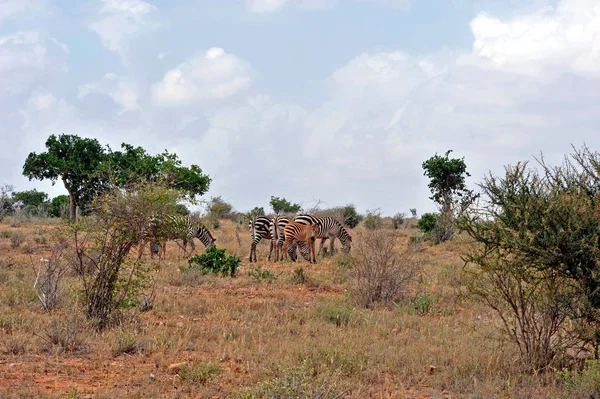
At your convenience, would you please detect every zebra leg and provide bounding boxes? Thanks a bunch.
[317,238,326,256]
[329,236,335,255]
[310,238,317,263]
[249,243,255,262]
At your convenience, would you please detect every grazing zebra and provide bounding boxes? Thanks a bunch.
[270,215,290,262]
[294,214,352,255]
[281,222,318,263]
[248,216,274,262]
[248,216,309,262]
[149,214,216,259]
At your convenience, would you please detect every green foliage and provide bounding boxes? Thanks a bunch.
[72,182,184,328]
[23,134,106,221]
[291,267,307,285]
[318,301,354,327]
[341,204,362,228]
[104,143,211,204]
[186,246,240,277]
[23,134,211,222]
[0,184,14,218]
[49,195,69,218]
[248,266,278,283]
[270,196,301,215]
[178,362,222,385]
[422,149,477,212]
[417,212,439,234]
[422,150,477,243]
[247,207,265,219]
[12,189,48,209]
[400,292,435,315]
[363,209,382,230]
[459,146,600,370]
[208,196,234,219]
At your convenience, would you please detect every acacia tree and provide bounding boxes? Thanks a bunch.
[270,196,301,215]
[23,134,211,222]
[459,146,600,368]
[422,150,477,242]
[23,134,106,222]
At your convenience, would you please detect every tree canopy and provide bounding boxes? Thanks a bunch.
[269,196,301,215]
[23,134,211,222]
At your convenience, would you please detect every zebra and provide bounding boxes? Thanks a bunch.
[149,214,216,259]
[248,215,309,262]
[270,215,290,262]
[281,222,318,263]
[294,214,352,255]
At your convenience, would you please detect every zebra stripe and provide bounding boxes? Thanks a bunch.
[282,222,318,263]
[294,214,352,255]
[248,215,310,262]
[150,214,216,259]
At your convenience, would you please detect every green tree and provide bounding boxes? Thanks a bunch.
[23,134,211,222]
[208,196,234,219]
[269,196,301,215]
[459,146,600,368]
[422,150,477,242]
[23,134,106,222]
[49,195,70,218]
[73,181,183,328]
[12,189,49,208]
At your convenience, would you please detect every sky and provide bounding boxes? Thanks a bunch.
[1,0,599,216]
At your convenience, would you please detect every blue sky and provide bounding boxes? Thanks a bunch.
[0,0,598,216]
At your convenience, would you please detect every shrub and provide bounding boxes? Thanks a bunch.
[43,317,87,353]
[349,230,421,308]
[186,246,240,277]
[392,212,405,229]
[318,301,354,327]
[178,362,222,385]
[10,231,26,249]
[233,364,344,399]
[363,209,382,230]
[291,267,307,285]
[248,266,278,283]
[341,204,362,228]
[33,240,69,312]
[417,212,439,234]
[71,183,183,328]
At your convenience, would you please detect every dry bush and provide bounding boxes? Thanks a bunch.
[10,230,26,248]
[41,316,88,354]
[349,230,421,308]
[32,239,69,311]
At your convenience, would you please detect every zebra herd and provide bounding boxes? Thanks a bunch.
[142,213,352,264]
[248,214,353,264]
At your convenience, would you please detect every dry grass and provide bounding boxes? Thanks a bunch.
[0,218,589,398]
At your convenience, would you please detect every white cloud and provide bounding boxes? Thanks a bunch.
[151,47,253,107]
[467,0,600,76]
[0,32,68,95]
[90,0,160,54]
[0,0,45,22]
[246,0,404,13]
[78,73,140,114]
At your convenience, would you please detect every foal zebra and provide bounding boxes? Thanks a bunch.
[149,214,216,259]
[281,222,318,263]
[248,216,309,262]
[294,214,352,255]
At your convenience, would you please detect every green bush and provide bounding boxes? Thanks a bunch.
[363,209,382,230]
[178,362,222,385]
[417,212,439,234]
[248,265,278,283]
[341,204,362,228]
[186,246,240,277]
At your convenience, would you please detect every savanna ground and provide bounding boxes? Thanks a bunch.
[0,217,585,398]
